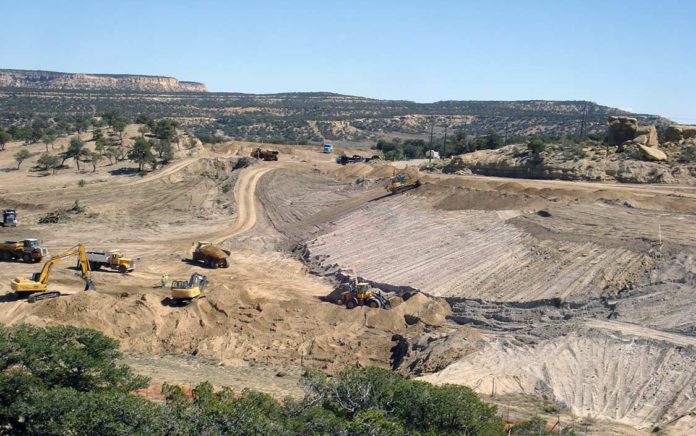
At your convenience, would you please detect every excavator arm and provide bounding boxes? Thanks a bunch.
[21,243,95,292]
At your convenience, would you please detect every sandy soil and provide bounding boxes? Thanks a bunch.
[2,133,696,434]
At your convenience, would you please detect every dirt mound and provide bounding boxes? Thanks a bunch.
[332,163,374,180]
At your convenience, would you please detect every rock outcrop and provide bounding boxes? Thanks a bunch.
[0,69,206,92]
[665,125,696,142]
[607,116,638,145]
[607,116,665,160]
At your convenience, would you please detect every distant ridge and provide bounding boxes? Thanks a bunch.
[0,68,206,92]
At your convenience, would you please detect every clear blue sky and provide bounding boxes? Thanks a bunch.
[1,0,694,122]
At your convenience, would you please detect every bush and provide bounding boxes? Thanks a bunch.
[527,138,546,155]
[0,325,510,435]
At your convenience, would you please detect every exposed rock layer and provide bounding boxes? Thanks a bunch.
[0,69,206,92]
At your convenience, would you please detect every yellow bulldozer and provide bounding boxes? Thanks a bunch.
[10,243,95,303]
[386,173,421,194]
[170,272,208,306]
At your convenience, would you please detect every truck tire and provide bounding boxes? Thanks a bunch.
[345,299,358,310]
[22,254,31,263]
[118,265,128,274]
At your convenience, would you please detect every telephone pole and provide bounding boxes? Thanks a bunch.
[442,122,448,159]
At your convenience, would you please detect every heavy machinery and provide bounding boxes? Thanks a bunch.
[336,154,382,165]
[170,273,208,305]
[83,249,136,273]
[386,173,421,195]
[338,281,391,309]
[10,243,95,303]
[0,239,48,263]
[2,209,17,227]
[252,148,279,161]
[191,241,230,268]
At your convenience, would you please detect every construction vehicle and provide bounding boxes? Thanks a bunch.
[323,143,334,153]
[2,209,17,227]
[191,241,230,268]
[0,239,48,263]
[386,173,421,194]
[83,249,136,273]
[10,243,95,303]
[170,273,208,305]
[252,148,279,161]
[336,154,381,165]
[339,281,391,310]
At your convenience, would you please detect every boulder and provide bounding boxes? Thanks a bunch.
[608,116,638,145]
[635,125,659,147]
[638,144,667,161]
[665,125,696,142]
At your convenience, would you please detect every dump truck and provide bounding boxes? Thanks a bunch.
[2,209,17,227]
[338,282,391,309]
[191,241,230,268]
[0,239,48,263]
[170,273,208,305]
[83,249,135,273]
[252,148,279,161]
[386,174,421,194]
[11,243,95,303]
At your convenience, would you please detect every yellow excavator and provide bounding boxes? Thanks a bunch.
[170,273,208,306]
[10,243,95,303]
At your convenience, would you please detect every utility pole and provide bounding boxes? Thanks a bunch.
[504,120,510,146]
[429,117,435,151]
[442,122,448,159]
[579,103,589,138]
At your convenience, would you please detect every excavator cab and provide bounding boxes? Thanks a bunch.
[170,273,208,305]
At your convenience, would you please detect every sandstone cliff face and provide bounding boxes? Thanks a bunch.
[0,69,206,92]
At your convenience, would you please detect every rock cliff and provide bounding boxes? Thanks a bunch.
[0,69,206,92]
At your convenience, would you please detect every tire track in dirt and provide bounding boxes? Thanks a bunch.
[214,165,275,244]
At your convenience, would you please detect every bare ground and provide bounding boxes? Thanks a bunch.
[2,134,696,434]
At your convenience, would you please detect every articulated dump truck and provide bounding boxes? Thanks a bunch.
[191,241,230,269]
[0,239,48,263]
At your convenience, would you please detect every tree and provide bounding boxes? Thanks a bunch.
[37,153,62,174]
[0,130,10,151]
[41,130,58,152]
[128,137,155,171]
[152,119,180,142]
[92,128,104,142]
[75,117,90,134]
[14,148,30,169]
[527,138,546,155]
[101,110,123,128]
[88,151,103,172]
[138,125,150,137]
[112,118,127,142]
[154,139,173,160]
[63,136,85,170]
[103,148,117,165]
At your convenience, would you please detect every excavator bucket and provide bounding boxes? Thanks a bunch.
[84,278,96,291]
